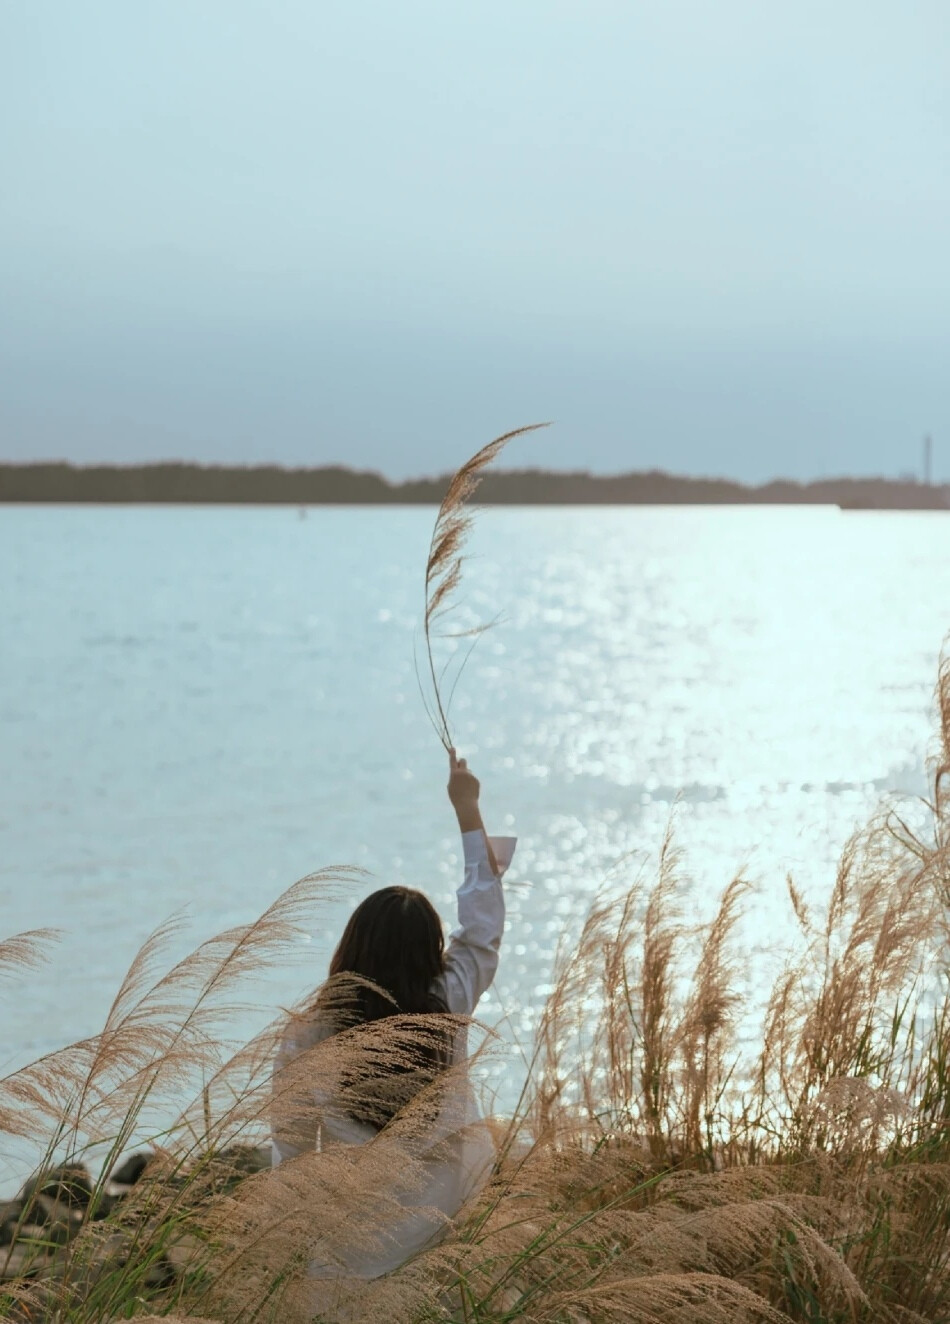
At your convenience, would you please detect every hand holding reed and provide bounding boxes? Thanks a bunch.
[447,747,482,832]
[447,747,501,876]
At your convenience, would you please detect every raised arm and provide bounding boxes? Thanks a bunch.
[438,749,512,1016]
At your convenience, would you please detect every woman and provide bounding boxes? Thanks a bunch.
[270,747,514,1280]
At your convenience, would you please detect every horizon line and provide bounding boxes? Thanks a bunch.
[2,458,946,491]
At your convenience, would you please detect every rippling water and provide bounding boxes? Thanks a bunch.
[2,504,949,1168]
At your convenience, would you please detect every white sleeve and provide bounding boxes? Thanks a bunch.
[438,831,510,1016]
[270,1016,331,1166]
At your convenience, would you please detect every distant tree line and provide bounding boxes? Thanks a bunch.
[1,462,947,508]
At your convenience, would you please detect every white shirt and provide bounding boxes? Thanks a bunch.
[271,829,512,1280]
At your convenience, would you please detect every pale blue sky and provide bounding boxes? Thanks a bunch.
[2,2,948,480]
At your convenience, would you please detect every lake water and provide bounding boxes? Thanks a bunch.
[2,504,949,1179]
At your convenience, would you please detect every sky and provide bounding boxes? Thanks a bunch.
[2,1,948,482]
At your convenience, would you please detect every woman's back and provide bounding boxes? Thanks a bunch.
[270,751,514,1281]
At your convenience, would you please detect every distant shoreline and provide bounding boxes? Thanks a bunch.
[1,462,948,510]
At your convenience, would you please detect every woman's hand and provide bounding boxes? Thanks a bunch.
[448,748,500,874]
[448,748,483,834]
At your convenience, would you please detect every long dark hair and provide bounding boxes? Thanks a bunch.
[315,886,452,1130]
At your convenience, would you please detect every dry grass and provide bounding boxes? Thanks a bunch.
[420,423,548,750]
[4,674,950,1318]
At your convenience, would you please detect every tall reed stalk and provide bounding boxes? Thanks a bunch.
[420,424,547,749]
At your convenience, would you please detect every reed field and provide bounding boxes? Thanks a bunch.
[0,651,947,1323]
